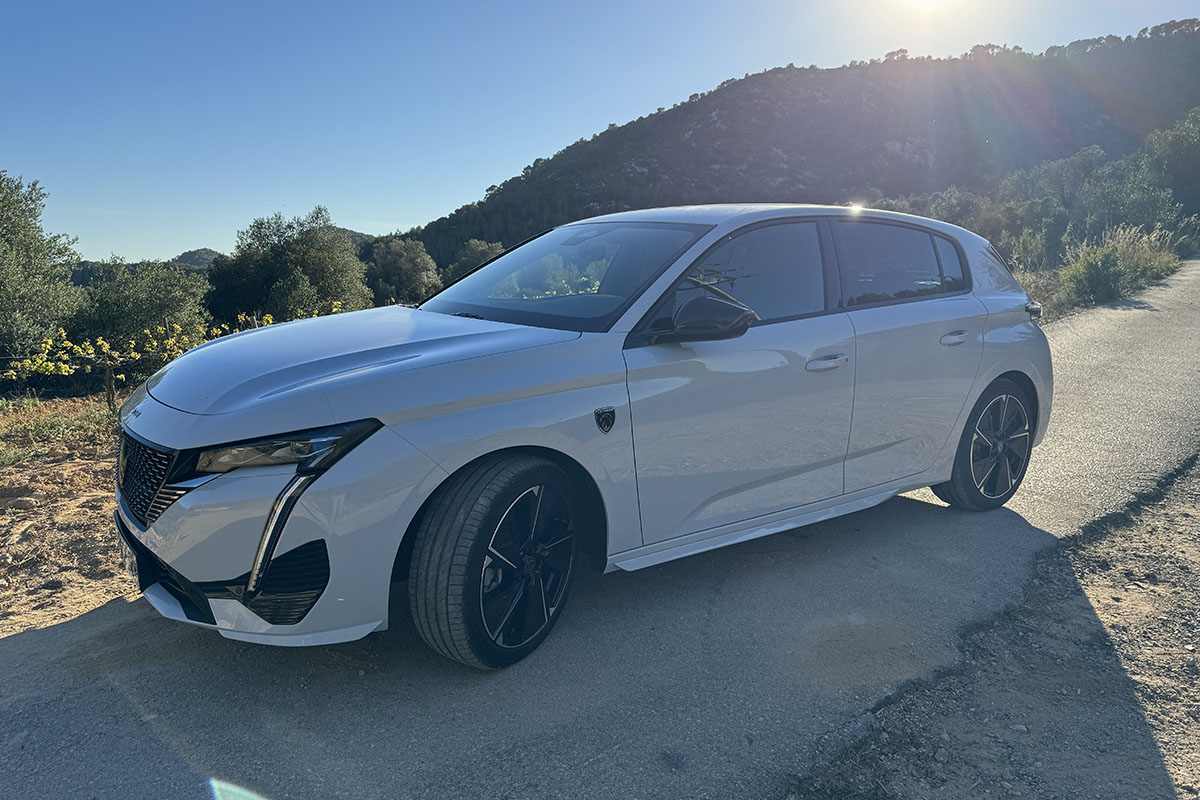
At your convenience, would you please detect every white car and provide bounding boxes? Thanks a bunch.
[115,204,1052,668]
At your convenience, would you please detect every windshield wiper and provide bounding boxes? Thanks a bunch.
[451,311,486,320]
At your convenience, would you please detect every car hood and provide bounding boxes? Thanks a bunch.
[146,306,580,415]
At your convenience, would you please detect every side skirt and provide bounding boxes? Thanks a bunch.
[606,475,942,573]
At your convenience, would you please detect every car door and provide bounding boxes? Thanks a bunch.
[833,219,987,493]
[623,219,856,545]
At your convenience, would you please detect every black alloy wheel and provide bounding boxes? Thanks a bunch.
[932,378,1034,511]
[969,393,1031,500]
[408,455,580,669]
[479,484,574,649]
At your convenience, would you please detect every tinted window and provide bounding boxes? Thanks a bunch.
[839,222,943,305]
[651,222,825,327]
[422,222,708,332]
[935,236,966,291]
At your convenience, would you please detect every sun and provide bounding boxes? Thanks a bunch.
[898,0,955,12]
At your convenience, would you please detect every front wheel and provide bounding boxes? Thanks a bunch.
[931,379,1034,511]
[408,455,579,669]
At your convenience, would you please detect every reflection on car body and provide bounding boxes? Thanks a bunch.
[116,204,1052,668]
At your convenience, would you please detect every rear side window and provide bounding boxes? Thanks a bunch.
[837,221,974,306]
[934,236,966,292]
[987,245,1014,273]
[651,221,826,327]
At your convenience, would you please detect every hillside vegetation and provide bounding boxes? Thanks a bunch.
[3,20,1200,403]
[412,20,1200,266]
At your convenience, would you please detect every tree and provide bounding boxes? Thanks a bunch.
[0,172,81,359]
[206,206,372,321]
[71,258,211,346]
[1077,153,1180,236]
[1148,106,1200,215]
[447,239,504,281]
[365,236,442,305]
[999,146,1108,217]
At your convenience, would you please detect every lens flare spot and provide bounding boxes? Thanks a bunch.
[211,779,272,800]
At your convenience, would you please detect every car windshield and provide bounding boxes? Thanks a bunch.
[420,221,710,332]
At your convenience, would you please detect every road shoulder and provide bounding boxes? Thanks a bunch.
[790,457,1200,799]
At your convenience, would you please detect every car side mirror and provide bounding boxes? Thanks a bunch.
[651,295,756,345]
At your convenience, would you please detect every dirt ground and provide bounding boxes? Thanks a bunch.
[791,462,1200,799]
[0,400,134,637]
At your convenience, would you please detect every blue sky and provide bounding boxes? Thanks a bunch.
[3,0,1196,260]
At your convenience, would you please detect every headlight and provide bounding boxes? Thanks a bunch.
[195,419,381,475]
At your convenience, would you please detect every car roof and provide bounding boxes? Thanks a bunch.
[571,204,980,242]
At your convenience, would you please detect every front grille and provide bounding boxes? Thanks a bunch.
[117,431,178,526]
[146,485,189,522]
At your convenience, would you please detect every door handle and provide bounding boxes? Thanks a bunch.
[806,354,848,372]
[939,330,969,346]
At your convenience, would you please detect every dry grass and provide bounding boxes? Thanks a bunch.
[1016,225,1182,319]
[0,395,117,468]
[1012,268,1064,315]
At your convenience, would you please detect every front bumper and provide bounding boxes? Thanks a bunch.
[115,508,331,627]
[116,395,447,646]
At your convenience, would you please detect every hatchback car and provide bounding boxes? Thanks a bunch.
[115,204,1052,668]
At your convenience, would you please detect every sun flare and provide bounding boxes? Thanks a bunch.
[898,0,956,12]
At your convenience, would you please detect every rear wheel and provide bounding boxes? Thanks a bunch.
[408,455,579,669]
[932,379,1033,511]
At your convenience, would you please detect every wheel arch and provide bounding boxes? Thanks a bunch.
[390,445,610,589]
[968,348,1052,448]
[994,369,1039,435]
[929,362,1049,486]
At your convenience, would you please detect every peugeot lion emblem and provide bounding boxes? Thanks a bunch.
[594,407,616,434]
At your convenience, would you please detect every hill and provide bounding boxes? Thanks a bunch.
[168,248,221,269]
[409,20,1200,267]
[332,226,372,252]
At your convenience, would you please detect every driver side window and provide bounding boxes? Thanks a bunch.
[650,222,826,329]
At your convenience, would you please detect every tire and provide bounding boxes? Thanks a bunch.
[408,454,579,669]
[931,378,1034,511]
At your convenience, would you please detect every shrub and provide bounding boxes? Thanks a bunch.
[2,306,344,412]
[1059,244,1123,305]
[1101,224,1178,284]
[1058,225,1181,309]
[1169,214,1200,257]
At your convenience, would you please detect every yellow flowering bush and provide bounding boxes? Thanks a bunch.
[3,330,141,413]
[2,303,343,414]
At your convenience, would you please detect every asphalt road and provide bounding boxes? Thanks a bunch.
[4,263,1200,800]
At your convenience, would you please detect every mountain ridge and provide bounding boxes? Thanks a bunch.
[406,19,1200,267]
[145,20,1200,270]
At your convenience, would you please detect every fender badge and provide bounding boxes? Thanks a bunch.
[594,407,615,434]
